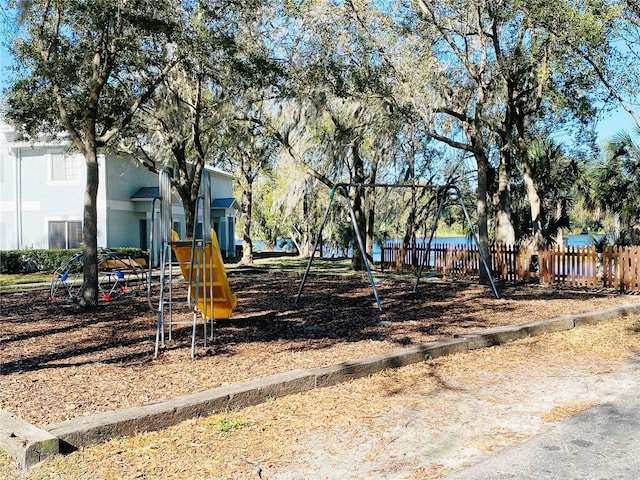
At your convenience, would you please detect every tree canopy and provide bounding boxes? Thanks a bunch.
[5,0,182,305]
[4,0,640,287]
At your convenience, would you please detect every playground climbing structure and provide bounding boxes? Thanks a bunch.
[49,249,147,302]
[148,168,237,358]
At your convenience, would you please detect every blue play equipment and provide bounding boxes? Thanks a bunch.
[49,249,147,302]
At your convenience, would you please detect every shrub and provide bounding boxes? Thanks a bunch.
[0,248,148,274]
[0,251,23,274]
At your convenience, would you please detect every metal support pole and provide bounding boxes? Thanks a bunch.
[342,186,383,311]
[452,186,500,299]
[295,185,337,307]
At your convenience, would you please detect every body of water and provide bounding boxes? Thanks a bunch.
[346,234,604,263]
[251,234,605,263]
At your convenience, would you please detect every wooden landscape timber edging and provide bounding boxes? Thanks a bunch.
[0,410,59,470]
[381,242,640,292]
[3,302,640,470]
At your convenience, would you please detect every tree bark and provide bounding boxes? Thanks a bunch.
[241,179,254,265]
[350,145,366,270]
[515,117,544,250]
[175,181,197,238]
[81,147,100,307]
[300,185,313,257]
[495,147,516,245]
[366,158,379,258]
[476,153,491,286]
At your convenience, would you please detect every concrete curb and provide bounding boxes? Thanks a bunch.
[4,302,640,469]
[47,339,470,451]
[455,303,640,349]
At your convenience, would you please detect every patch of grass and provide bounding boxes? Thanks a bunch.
[0,255,374,287]
[0,273,52,287]
[234,254,363,278]
[205,415,248,433]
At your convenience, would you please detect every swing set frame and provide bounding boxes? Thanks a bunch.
[295,182,500,311]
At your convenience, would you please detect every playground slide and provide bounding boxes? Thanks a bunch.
[170,230,237,319]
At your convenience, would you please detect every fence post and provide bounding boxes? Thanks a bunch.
[539,246,548,285]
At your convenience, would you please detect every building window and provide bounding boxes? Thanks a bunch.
[50,154,81,182]
[139,219,148,251]
[49,221,83,249]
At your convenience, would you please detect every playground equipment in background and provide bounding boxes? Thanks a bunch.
[148,167,237,359]
[49,249,147,302]
[295,183,500,311]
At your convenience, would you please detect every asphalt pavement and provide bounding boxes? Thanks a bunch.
[445,357,640,480]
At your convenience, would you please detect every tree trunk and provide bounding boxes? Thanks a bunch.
[81,148,100,307]
[183,196,196,238]
[495,148,516,245]
[476,154,491,286]
[174,179,197,237]
[463,115,492,286]
[350,145,366,270]
[516,116,544,250]
[521,159,543,249]
[300,183,313,257]
[350,185,366,270]
[241,180,253,265]
[366,160,379,259]
[170,142,201,237]
[366,186,376,259]
[554,200,564,246]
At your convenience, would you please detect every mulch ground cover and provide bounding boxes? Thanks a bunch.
[0,266,637,428]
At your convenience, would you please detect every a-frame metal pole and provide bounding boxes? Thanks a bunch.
[450,186,500,299]
[295,185,338,308]
[342,186,383,311]
[295,184,383,311]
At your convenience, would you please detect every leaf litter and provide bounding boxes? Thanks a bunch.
[1,271,640,478]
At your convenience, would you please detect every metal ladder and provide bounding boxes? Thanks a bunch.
[148,168,215,358]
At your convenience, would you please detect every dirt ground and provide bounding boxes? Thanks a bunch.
[0,265,636,426]
[0,275,640,480]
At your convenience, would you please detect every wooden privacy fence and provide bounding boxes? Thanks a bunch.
[380,242,640,291]
[539,245,640,291]
[380,242,532,281]
[538,246,598,287]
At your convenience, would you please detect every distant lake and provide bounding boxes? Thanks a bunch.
[251,234,604,262]
[408,234,603,248]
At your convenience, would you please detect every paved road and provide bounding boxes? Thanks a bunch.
[445,357,640,480]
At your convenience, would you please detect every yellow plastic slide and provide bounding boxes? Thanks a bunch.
[171,230,237,319]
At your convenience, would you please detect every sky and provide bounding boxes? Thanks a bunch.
[0,43,11,89]
[595,109,637,142]
[0,41,637,144]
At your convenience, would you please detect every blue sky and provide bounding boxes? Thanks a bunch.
[596,109,637,141]
[0,43,11,88]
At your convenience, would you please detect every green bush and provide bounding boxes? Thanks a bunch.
[0,248,148,274]
[0,251,22,274]
[0,249,81,274]
[113,248,148,260]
